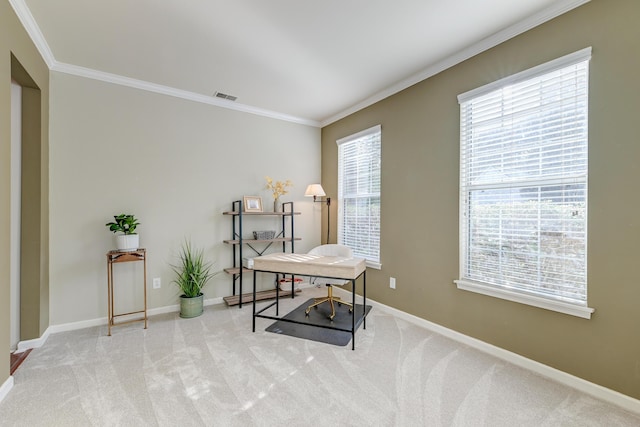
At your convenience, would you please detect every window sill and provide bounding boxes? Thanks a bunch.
[454,279,595,319]
[366,261,381,270]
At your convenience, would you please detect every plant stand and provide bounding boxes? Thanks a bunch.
[106,248,148,335]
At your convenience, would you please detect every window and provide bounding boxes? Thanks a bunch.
[456,48,594,319]
[337,125,381,269]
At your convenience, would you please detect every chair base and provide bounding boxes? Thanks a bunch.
[305,285,353,320]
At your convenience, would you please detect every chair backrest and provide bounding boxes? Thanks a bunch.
[307,244,353,286]
[307,244,353,258]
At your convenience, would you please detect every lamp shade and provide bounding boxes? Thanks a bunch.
[304,184,326,197]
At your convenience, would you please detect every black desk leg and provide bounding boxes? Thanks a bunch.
[275,273,279,317]
[363,271,367,329]
[352,277,356,350]
[252,270,257,332]
[291,274,295,299]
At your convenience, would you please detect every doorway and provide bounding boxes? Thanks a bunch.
[10,80,22,353]
[8,54,48,376]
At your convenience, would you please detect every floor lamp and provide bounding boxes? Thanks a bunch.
[305,184,331,244]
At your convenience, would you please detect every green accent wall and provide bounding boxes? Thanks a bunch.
[322,0,640,399]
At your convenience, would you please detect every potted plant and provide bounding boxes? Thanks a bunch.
[105,214,140,251]
[172,240,215,318]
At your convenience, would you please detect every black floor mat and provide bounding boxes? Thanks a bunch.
[265,298,372,346]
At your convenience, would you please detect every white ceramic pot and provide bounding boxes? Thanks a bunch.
[115,234,139,251]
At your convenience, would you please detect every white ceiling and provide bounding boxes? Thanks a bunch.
[16,0,587,126]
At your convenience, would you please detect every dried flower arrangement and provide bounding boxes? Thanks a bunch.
[265,176,292,200]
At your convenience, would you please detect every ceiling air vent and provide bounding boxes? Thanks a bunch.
[214,92,237,101]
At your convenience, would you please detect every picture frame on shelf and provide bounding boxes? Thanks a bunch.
[243,196,263,212]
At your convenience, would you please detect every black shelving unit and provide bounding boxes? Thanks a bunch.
[222,200,300,308]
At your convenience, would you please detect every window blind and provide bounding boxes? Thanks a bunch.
[457,48,590,306]
[337,125,381,267]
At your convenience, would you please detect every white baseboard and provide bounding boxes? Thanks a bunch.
[48,317,107,334]
[205,296,224,306]
[143,297,224,316]
[334,287,640,415]
[48,296,226,334]
[0,376,14,404]
[16,327,51,353]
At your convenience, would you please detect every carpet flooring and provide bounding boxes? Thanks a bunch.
[1,287,639,426]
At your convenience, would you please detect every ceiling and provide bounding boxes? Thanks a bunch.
[16,0,587,126]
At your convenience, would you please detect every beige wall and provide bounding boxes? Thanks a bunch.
[49,72,322,325]
[1,0,50,386]
[322,0,640,399]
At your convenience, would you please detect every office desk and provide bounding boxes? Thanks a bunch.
[251,253,367,350]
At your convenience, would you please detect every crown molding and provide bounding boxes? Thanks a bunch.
[8,0,56,68]
[9,0,320,127]
[51,62,320,127]
[10,0,590,129]
[320,0,591,127]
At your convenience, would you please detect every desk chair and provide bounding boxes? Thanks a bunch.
[304,244,354,320]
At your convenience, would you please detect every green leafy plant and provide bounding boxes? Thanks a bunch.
[172,240,215,298]
[105,214,140,235]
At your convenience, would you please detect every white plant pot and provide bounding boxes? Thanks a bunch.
[115,234,139,251]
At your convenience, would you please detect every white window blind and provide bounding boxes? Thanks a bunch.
[456,48,593,316]
[337,125,381,268]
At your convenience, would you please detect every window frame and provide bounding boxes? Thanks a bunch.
[455,48,595,319]
[337,124,382,269]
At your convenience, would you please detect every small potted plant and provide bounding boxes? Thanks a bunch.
[172,240,216,318]
[105,214,140,251]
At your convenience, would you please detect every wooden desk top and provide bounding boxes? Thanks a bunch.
[252,252,366,280]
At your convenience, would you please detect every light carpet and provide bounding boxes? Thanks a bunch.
[1,287,639,426]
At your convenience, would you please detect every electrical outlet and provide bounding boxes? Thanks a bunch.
[153,277,161,289]
[390,277,396,289]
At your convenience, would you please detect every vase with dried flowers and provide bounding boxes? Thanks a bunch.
[265,176,292,211]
